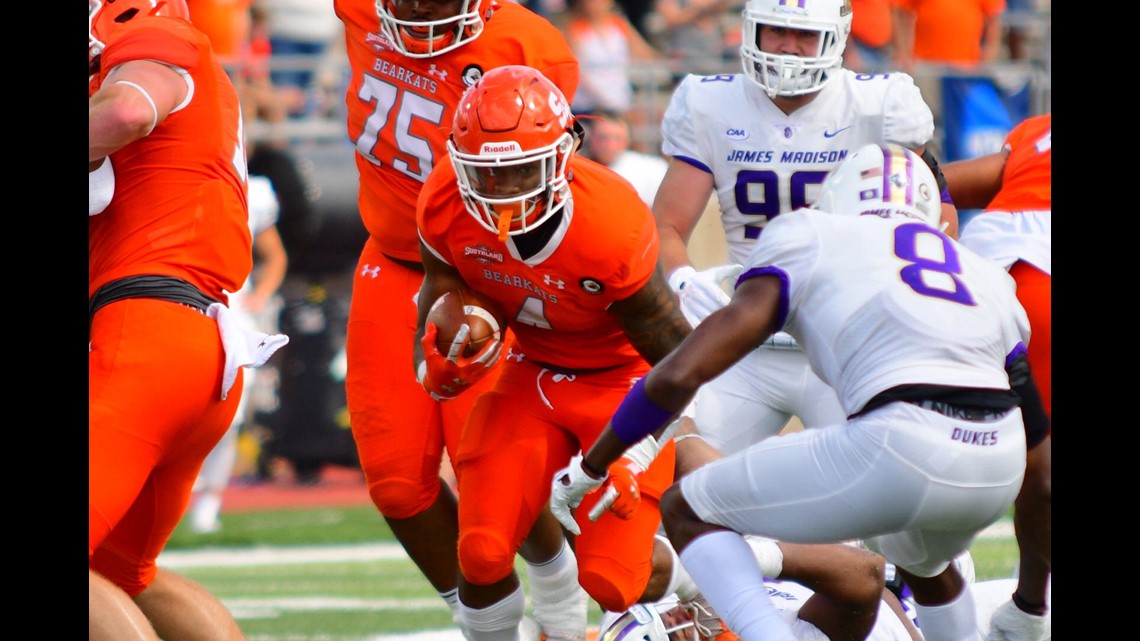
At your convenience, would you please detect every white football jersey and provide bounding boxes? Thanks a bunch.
[661,69,934,266]
[763,579,915,641]
[233,175,281,300]
[744,209,1031,416]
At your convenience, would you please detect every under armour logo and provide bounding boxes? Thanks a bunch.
[428,64,448,80]
[543,274,565,289]
[361,264,381,278]
[506,348,525,363]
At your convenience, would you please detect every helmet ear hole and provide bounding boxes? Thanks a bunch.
[115,9,141,23]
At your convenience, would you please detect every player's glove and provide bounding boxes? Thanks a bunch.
[667,264,744,326]
[588,457,643,522]
[585,434,661,522]
[986,598,1049,641]
[550,454,607,535]
[418,321,503,401]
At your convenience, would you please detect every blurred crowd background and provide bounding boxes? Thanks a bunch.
[184,0,1051,485]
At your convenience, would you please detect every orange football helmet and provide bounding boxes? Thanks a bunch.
[447,65,579,240]
[376,0,492,58]
[89,0,191,80]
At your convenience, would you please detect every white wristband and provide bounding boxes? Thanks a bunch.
[624,434,661,471]
[416,360,428,385]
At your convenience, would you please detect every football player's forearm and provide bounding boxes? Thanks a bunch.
[615,273,691,364]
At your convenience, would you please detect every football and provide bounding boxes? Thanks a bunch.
[426,288,505,360]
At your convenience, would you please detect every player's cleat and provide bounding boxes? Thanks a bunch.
[519,615,542,641]
[189,517,221,534]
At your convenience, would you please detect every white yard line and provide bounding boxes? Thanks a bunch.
[160,521,1016,637]
[159,542,410,568]
[160,519,1014,570]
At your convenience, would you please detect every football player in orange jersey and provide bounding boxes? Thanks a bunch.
[415,65,722,641]
[333,1,586,639]
[944,114,1052,641]
[89,0,255,639]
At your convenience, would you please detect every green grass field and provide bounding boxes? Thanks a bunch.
[162,505,1019,641]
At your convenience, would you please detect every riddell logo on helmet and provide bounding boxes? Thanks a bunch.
[481,142,522,154]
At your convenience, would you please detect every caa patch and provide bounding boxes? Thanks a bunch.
[580,278,604,295]
[462,65,484,87]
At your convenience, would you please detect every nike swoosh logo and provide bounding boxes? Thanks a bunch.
[823,126,851,138]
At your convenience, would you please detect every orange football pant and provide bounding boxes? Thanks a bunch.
[1010,260,1050,422]
[346,238,506,517]
[455,357,675,612]
[90,299,241,595]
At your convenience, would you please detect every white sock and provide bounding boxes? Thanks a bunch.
[680,531,797,641]
[462,583,526,641]
[913,582,981,641]
[191,493,222,527]
[658,535,699,602]
[526,539,586,639]
[441,589,472,640]
[525,537,576,587]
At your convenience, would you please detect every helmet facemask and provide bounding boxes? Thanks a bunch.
[599,602,701,641]
[90,0,106,80]
[740,0,852,98]
[376,0,485,58]
[448,131,575,240]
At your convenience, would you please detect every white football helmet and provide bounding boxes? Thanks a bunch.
[813,143,941,228]
[740,0,852,97]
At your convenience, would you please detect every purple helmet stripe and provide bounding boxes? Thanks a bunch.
[602,615,646,641]
[882,144,914,207]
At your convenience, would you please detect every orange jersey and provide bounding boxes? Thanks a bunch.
[89,16,251,302]
[851,0,892,48]
[185,0,252,63]
[335,0,579,262]
[418,157,658,371]
[891,0,1005,64]
[987,114,1051,213]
